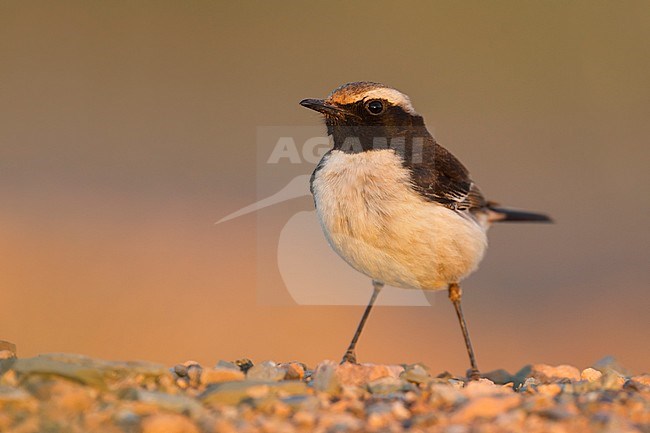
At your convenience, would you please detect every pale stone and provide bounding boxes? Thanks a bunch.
[246,361,285,382]
[401,363,431,384]
[367,412,388,429]
[13,354,170,390]
[42,353,169,377]
[630,374,650,387]
[446,425,469,433]
[83,408,114,432]
[292,411,315,428]
[335,362,404,387]
[279,362,305,380]
[175,378,189,389]
[318,413,363,431]
[530,364,581,383]
[49,379,97,412]
[211,419,237,433]
[391,401,411,420]
[0,370,18,387]
[200,367,245,384]
[200,380,307,405]
[0,341,16,355]
[0,385,35,408]
[0,351,15,361]
[429,383,466,406]
[462,378,512,398]
[173,364,188,377]
[367,376,407,394]
[214,360,239,370]
[137,390,203,416]
[256,419,294,433]
[451,394,521,422]
[12,357,106,388]
[312,360,340,394]
[536,383,562,396]
[186,364,202,387]
[114,410,141,432]
[141,413,199,433]
[581,368,603,382]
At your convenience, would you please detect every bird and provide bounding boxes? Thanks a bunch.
[299,82,552,380]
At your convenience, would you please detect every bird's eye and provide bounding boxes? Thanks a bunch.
[365,100,384,115]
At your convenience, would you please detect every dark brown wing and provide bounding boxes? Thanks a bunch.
[407,138,488,213]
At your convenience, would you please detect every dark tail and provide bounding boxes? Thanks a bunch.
[488,206,553,223]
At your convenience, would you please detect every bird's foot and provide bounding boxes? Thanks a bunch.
[467,368,481,381]
[340,350,358,364]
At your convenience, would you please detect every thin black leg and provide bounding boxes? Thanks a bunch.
[448,283,481,380]
[341,280,383,364]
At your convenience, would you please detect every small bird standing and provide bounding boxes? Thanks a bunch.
[300,82,551,379]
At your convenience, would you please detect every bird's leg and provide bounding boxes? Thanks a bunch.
[341,280,383,364]
[448,283,481,381]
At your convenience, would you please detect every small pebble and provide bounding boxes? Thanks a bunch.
[279,362,305,380]
[312,360,340,394]
[141,413,200,433]
[401,363,431,384]
[531,364,581,383]
[246,361,285,382]
[581,367,603,382]
[390,401,411,420]
[336,362,404,387]
[0,351,16,361]
[450,394,521,423]
[0,341,16,358]
[201,367,245,384]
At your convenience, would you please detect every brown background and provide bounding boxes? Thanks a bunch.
[1,1,648,374]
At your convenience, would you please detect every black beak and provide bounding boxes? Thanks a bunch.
[299,98,348,117]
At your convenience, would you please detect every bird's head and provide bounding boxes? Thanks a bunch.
[300,82,428,152]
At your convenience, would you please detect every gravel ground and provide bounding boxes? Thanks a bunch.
[0,341,648,433]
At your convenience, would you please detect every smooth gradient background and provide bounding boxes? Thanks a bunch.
[1,1,648,374]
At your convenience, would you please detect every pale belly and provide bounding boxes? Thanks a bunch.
[311,150,488,290]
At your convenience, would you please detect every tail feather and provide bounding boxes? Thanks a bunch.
[488,206,553,223]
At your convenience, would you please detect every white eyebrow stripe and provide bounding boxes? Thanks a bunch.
[361,88,417,114]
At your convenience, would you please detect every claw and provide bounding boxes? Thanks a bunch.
[340,351,358,364]
[468,368,481,381]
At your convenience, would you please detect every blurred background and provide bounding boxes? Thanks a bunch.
[1,1,648,374]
